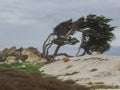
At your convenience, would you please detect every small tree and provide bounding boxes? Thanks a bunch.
[42,19,77,60]
[42,14,115,61]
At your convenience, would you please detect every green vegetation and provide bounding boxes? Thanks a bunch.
[19,55,28,61]
[0,62,46,76]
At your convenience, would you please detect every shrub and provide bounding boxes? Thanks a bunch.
[62,56,70,62]
[19,55,28,61]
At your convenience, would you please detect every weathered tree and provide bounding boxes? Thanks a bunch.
[42,14,115,61]
[42,19,78,60]
[76,14,115,56]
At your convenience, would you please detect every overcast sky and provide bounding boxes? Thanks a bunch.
[0,0,120,50]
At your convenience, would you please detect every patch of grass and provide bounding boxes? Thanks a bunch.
[62,56,70,62]
[84,57,99,61]
[0,62,46,76]
[66,65,73,69]
[88,82,104,85]
[64,79,80,84]
[90,84,119,89]
[88,82,119,89]
[90,68,97,72]
[64,71,79,76]
[84,57,108,61]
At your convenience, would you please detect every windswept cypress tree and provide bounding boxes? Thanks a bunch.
[42,14,115,61]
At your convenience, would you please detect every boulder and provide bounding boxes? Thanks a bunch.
[21,49,41,63]
[2,46,16,55]
[26,47,41,57]
[5,56,16,64]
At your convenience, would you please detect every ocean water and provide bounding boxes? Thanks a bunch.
[49,46,120,56]
[104,46,120,56]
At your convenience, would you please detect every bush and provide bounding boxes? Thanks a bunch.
[62,56,70,62]
[20,55,28,61]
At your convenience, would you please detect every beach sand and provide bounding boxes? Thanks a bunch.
[41,54,120,89]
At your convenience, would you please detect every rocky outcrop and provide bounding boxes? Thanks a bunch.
[21,49,41,62]
[0,46,42,64]
[6,56,17,64]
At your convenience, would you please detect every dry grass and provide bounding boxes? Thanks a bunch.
[0,67,90,90]
[88,82,119,89]
[66,65,73,69]
[90,84,119,89]
[62,56,70,62]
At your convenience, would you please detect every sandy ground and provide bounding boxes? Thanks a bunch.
[41,54,120,89]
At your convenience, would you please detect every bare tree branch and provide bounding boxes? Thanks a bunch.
[42,33,54,58]
[46,43,53,57]
[49,45,61,61]
[56,53,73,57]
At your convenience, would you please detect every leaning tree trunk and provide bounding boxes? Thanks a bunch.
[76,44,82,56]
[76,33,86,56]
[79,50,86,56]
[43,20,80,60]
[56,53,73,57]
[46,43,53,57]
[42,33,54,58]
[48,28,75,61]
[78,46,92,56]
[49,45,61,61]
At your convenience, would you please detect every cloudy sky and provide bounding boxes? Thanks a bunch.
[0,0,120,50]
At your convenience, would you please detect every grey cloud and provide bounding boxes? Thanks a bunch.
[0,0,120,49]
